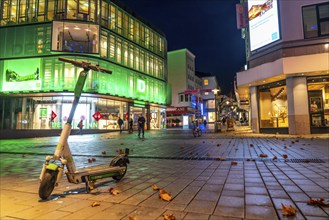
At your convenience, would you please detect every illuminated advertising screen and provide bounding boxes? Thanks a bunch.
[2,58,42,92]
[248,0,280,51]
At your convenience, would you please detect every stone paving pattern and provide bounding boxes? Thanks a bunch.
[0,128,328,220]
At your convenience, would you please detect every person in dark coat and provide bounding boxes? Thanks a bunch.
[138,114,146,138]
[117,116,123,133]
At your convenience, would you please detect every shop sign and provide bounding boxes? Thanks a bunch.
[92,111,103,121]
[137,79,146,93]
[51,111,57,121]
[40,108,47,118]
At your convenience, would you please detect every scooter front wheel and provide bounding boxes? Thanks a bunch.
[39,170,57,200]
[112,159,127,181]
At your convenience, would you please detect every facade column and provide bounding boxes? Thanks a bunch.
[286,76,310,135]
[250,86,259,133]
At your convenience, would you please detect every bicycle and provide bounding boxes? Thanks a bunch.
[192,127,202,137]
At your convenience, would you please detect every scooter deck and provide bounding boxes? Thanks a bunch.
[74,164,123,176]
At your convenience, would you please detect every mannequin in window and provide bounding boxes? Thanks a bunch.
[310,100,318,112]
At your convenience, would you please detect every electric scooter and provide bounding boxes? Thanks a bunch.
[38,57,129,200]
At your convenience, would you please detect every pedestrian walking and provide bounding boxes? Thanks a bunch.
[203,119,207,129]
[138,114,146,138]
[117,116,123,133]
[77,120,83,135]
[129,117,133,133]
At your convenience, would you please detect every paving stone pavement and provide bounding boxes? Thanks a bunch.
[0,128,328,220]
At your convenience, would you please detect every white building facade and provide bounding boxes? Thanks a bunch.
[167,49,203,128]
[236,0,329,135]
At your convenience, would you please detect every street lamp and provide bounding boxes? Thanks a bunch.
[212,88,220,132]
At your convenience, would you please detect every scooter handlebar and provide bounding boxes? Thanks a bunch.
[58,57,112,74]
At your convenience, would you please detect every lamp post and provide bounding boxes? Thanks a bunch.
[212,88,220,132]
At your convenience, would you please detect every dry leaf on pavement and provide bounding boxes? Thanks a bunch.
[159,189,172,201]
[281,203,297,216]
[129,216,138,220]
[259,154,268,158]
[152,184,160,191]
[272,156,277,160]
[91,202,100,207]
[282,154,288,159]
[108,187,120,195]
[163,213,175,220]
[307,198,329,207]
[231,161,238,165]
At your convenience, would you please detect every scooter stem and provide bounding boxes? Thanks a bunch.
[54,69,88,172]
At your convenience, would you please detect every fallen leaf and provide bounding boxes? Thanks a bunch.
[91,202,100,207]
[307,198,329,207]
[152,184,160,191]
[249,144,254,147]
[116,149,124,154]
[88,158,93,163]
[259,154,268,158]
[159,189,172,201]
[163,213,175,220]
[108,187,120,195]
[92,158,96,162]
[129,216,138,220]
[246,158,251,161]
[282,154,288,159]
[281,203,297,216]
[231,161,238,165]
[216,157,225,161]
[273,156,277,160]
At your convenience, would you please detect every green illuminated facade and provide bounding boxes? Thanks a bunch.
[0,0,170,131]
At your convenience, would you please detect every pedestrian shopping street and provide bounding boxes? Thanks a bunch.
[0,129,328,219]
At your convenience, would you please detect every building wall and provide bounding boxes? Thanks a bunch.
[168,49,189,107]
[236,0,329,135]
[280,0,328,41]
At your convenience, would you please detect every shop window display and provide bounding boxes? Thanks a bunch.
[259,83,288,128]
[308,76,329,127]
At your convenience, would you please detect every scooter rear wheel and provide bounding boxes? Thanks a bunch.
[112,159,127,181]
[39,170,57,200]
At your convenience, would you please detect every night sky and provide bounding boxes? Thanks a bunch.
[119,0,246,95]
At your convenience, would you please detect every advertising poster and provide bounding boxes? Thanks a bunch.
[248,0,280,51]
[2,58,42,92]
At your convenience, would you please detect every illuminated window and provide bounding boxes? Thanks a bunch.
[101,1,108,27]
[109,35,115,59]
[129,17,134,40]
[116,38,122,63]
[51,21,99,54]
[259,81,288,128]
[204,79,208,85]
[110,5,116,30]
[100,34,107,57]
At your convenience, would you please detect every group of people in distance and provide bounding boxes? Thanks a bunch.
[117,114,145,138]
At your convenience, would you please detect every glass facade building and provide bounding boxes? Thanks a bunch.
[0,0,170,132]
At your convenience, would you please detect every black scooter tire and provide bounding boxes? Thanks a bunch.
[112,159,127,181]
[39,170,57,200]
